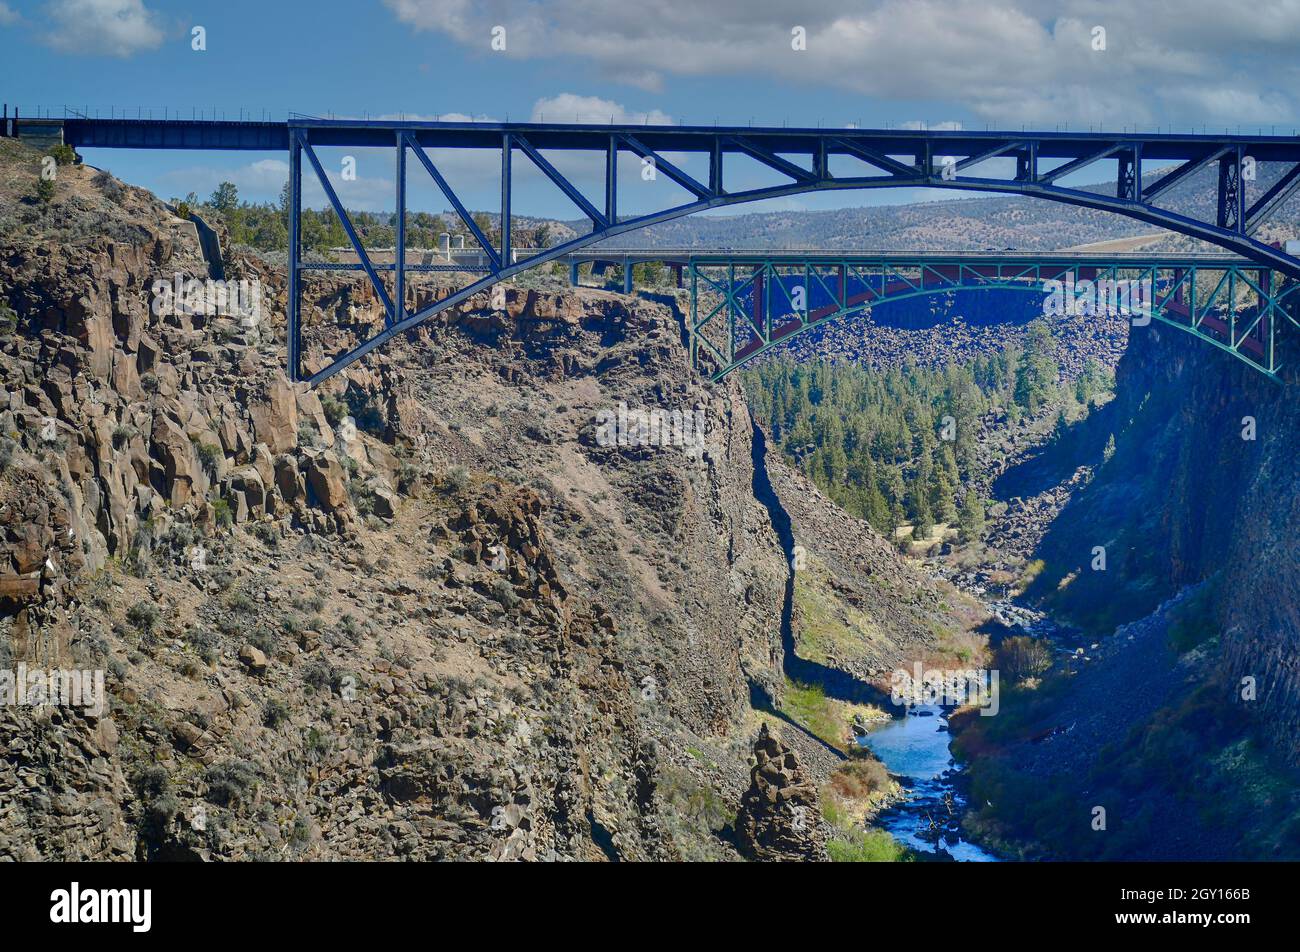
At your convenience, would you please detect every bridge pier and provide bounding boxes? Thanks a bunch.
[569,259,580,287]
[623,257,634,295]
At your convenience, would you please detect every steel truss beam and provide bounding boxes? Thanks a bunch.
[261,121,1300,384]
[688,255,1296,383]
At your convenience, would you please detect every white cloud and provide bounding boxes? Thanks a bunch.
[42,0,164,57]
[383,0,1300,126]
[0,3,21,25]
[530,94,672,125]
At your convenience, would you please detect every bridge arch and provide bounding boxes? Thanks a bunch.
[686,256,1291,382]
[60,118,1294,383]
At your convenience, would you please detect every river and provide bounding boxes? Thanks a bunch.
[857,705,1000,862]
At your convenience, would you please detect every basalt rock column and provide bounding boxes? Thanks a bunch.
[734,723,825,861]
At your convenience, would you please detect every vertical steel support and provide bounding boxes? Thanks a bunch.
[1117,151,1134,201]
[1267,271,1277,372]
[689,262,698,368]
[1117,144,1143,201]
[727,262,736,364]
[710,137,723,194]
[1256,269,1268,348]
[1016,143,1038,182]
[394,132,406,326]
[500,133,512,268]
[287,130,302,381]
[1218,151,1243,231]
[1229,267,1237,344]
[606,135,618,225]
[795,260,806,327]
[763,263,772,339]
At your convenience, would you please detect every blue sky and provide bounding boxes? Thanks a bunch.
[4,0,1299,219]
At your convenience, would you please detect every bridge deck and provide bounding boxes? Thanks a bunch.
[48,116,1300,163]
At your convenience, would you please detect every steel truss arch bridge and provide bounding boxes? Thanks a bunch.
[35,114,1300,384]
[685,253,1297,382]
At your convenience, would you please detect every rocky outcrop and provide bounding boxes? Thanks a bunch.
[734,724,825,861]
[0,138,789,862]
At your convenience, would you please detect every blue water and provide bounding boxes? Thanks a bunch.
[857,705,999,862]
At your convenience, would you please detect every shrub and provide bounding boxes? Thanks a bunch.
[263,698,290,729]
[203,760,259,807]
[186,627,218,665]
[35,178,55,204]
[93,170,125,203]
[443,465,471,494]
[995,635,1053,682]
[47,144,76,166]
[828,756,892,802]
[319,395,348,426]
[212,498,233,528]
[195,442,223,474]
[133,765,170,801]
[126,601,161,635]
[249,521,279,547]
[491,578,520,609]
[249,628,279,655]
[826,828,912,862]
[302,658,335,692]
[337,614,363,644]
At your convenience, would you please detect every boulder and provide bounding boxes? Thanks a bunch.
[304,452,349,513]
[248,376,299,453]
[238,645,268,673]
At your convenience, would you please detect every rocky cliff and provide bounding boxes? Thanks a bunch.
[0,137,792,860]
[957,314,1300,860]
[1025,315,1300,762]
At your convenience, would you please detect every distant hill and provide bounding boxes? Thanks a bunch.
[579,162,1300,252]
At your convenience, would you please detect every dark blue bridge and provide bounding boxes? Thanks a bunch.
[14,113,1300,384]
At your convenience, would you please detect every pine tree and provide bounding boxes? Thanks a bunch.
[957,492,986,544]
[209,181,239,213]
